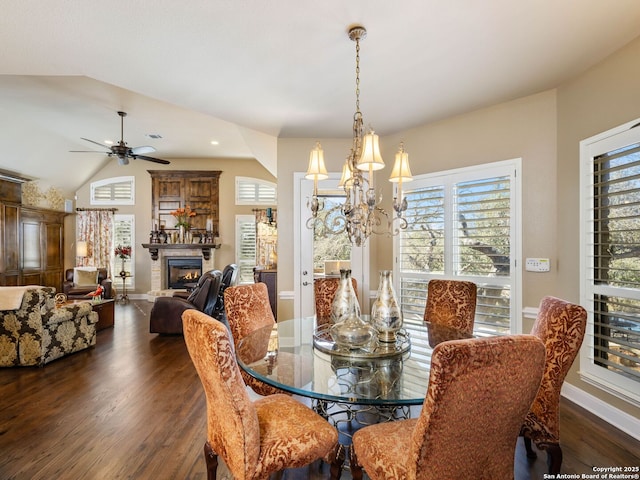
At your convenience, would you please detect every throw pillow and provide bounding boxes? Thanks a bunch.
[74,268,99,286]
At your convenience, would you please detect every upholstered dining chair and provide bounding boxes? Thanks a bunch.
[423,279,477,336]
[520,296,587,474]
[182,309,340,480]
[314,277,358,325]
[224,282,286,396]
[351,334,545,480]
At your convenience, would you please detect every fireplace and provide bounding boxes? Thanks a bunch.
[166,257,203,289]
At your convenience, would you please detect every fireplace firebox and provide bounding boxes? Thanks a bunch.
[167,257,203,289]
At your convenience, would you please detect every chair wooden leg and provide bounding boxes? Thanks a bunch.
[329,444,345,480]
[523,436,537,459]
[547,443,563,475]
[204,441,218,480]
[349,445,364,480]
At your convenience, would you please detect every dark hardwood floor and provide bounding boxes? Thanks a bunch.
[1,301,638,479]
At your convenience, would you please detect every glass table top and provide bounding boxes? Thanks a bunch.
[236,317,472,406]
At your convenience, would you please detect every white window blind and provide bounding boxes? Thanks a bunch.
[396,160,519,336]
[113,215,134,288]
[580,122,640,405]
[91,176,135,205]
[236,177,277,205]
[236,215,257,284]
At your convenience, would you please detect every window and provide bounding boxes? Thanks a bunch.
[113,215,134,288]
[236,215,257,284]
[580,121,640,405]
[396,159,521,336]
[236,177,277,205]
[91,176,135,205]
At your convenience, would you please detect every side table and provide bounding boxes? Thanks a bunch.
[64,298,115,331]
[92,299,115,330]
[118,272,131,305]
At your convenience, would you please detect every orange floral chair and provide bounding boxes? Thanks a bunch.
[224,283,286,396]
[182,309,339,480]
[520,296,587,474]
[423,279,477,336]
[351,334,545,480]
[314,277,358,325]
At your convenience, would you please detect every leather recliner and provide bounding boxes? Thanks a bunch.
[62,268,113,299]
[149,270,222,335]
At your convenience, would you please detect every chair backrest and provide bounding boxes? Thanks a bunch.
[224,283,275,349]
[202,270,223,317]
[211,264,239,318]
[424,279,477,336]
[409,334,545,479]
[182,309,260,479]
[314,277,358,319]
[65,268,108,283]
[187,270,221,314]
[525,296,587,440]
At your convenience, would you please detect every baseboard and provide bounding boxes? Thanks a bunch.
[562,382,640,441]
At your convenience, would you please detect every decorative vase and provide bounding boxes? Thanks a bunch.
[329,296,375,350]
[330,269,360,324]
[371,270,403,343]
[178,225,185,243]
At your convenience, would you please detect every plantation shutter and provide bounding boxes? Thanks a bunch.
[396,161,518,336]
[589,143,640,384]
[236,216,257,284]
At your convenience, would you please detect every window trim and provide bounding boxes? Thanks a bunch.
[579,118,640,407]
[394,158,522,334]
[90,176,135,205]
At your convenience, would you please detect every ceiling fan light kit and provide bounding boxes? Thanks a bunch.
[71,111,170,165]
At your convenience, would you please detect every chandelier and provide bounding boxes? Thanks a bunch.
[305,25,413,247]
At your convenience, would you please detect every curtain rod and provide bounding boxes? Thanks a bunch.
[75,208,118,212]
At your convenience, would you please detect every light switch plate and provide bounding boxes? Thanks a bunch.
[525,258,550,272]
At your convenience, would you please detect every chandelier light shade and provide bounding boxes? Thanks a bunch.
[306,25,413,246]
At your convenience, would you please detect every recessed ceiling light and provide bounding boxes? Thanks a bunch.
[104,140,114,145]
[210,140,219,146]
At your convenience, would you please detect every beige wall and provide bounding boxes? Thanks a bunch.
[278,89,558,317]
[557,35,640,418]
[71,157,275,294]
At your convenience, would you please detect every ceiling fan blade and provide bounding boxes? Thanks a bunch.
[131,145,156,155]
[133,154,170,165]
[69,150,109,153]
[81,137,111,149]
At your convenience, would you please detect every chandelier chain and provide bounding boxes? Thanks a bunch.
[355,36,361,115]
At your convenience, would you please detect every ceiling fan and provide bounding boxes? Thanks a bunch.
[71,111,170,165]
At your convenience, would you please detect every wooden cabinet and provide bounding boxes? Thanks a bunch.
[1,183,66,291]
[149,170,221,234]
[254,268,277,320]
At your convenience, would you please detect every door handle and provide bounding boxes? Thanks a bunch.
[302,281,310,286]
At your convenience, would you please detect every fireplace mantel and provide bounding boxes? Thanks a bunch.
[142,243,220,261]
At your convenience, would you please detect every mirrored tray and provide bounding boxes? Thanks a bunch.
[313,324,411,358]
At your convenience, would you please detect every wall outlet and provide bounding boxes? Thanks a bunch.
[525,258,550,272]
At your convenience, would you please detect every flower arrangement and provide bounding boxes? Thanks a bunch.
[115,245,132,259]
[171,205,197,229]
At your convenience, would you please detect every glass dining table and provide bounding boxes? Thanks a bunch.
[235,316,473,429]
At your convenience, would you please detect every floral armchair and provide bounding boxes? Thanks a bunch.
[0,287,99,367]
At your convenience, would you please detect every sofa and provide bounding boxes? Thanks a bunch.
[0,286,99,367]
[62,268,113,299]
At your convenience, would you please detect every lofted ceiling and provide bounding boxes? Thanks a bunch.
[2,0,640,193]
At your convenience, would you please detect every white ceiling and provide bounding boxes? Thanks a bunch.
[2,0,640,192]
